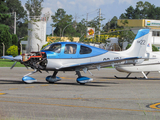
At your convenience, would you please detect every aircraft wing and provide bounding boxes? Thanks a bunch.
[58,57,140,71]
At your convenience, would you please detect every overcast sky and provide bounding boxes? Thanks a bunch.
[20,0,160,35]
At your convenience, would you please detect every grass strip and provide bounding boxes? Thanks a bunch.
[0,59,24,67]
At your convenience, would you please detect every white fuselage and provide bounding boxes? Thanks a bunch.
[46,51,131,70]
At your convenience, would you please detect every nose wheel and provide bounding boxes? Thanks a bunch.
[22,69,37,83]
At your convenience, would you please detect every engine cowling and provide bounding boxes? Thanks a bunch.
[21,52,47,70]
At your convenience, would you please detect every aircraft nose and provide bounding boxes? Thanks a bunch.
[13,55,22,61]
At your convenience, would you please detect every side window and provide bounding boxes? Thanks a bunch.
[152,31,157,36]
[158,31,160,36]
[64,44,77,54]
[43,44,52,50]
[152,31,160,37]
[80,45,92,54]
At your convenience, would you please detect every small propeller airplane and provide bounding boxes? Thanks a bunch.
[1,29,150,84]
[115,29,160,79]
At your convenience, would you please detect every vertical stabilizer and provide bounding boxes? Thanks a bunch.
[124,29,150,57]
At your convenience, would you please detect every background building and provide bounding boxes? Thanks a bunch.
[117,19,160,50]
[117,19,160,33]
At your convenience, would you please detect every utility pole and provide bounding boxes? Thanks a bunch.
[74,13,77,29]
[98,8,101,41]
[75,13,77,23]
[14,12,16,34]
[108,19,110,32]
[86,13,88,37]
[52,26,54,37]
[86,13,88,27]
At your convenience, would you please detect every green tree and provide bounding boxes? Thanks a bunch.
[41,41,52,50]
[0,27,12,56]
[136,1,151,19]
[119,1,160,20]
[4,0,28,38]
[68,36,74,42]
[126,6,135,19]
[120,6,135,19]
[12,34,18,45]
[118,30,135,50]
[0,0,11,56]
[103,16,118,32]
[118,20,135,49]
[0,0,10,32]
[119,13,126,19]
[6,45,18,57]
[126,44,131,49]
[5,0,27,20]
[106,19,135,50]
[87,15,105,34]
[76,18,87,40]
[155,7,160,19]
[0,0,10,24]
[51,8,74,37]
[25,0,44,17]
[16,22,28,38]
[147,4,156,19]
[152,45,159,51]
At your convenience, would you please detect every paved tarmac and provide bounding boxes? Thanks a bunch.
[0,67,160,120]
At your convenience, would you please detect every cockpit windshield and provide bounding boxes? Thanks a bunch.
[43,44,61,53]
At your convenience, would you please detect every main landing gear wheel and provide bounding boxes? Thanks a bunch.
[46,71,61,83]
[76,71,93,85]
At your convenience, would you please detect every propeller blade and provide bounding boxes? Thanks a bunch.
[24,65,29,69]
[10,61,17,69]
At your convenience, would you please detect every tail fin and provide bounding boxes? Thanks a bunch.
[124,29,151,57]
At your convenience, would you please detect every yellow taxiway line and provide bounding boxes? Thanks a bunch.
[0,99,159,113]
[149,103,160,110]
